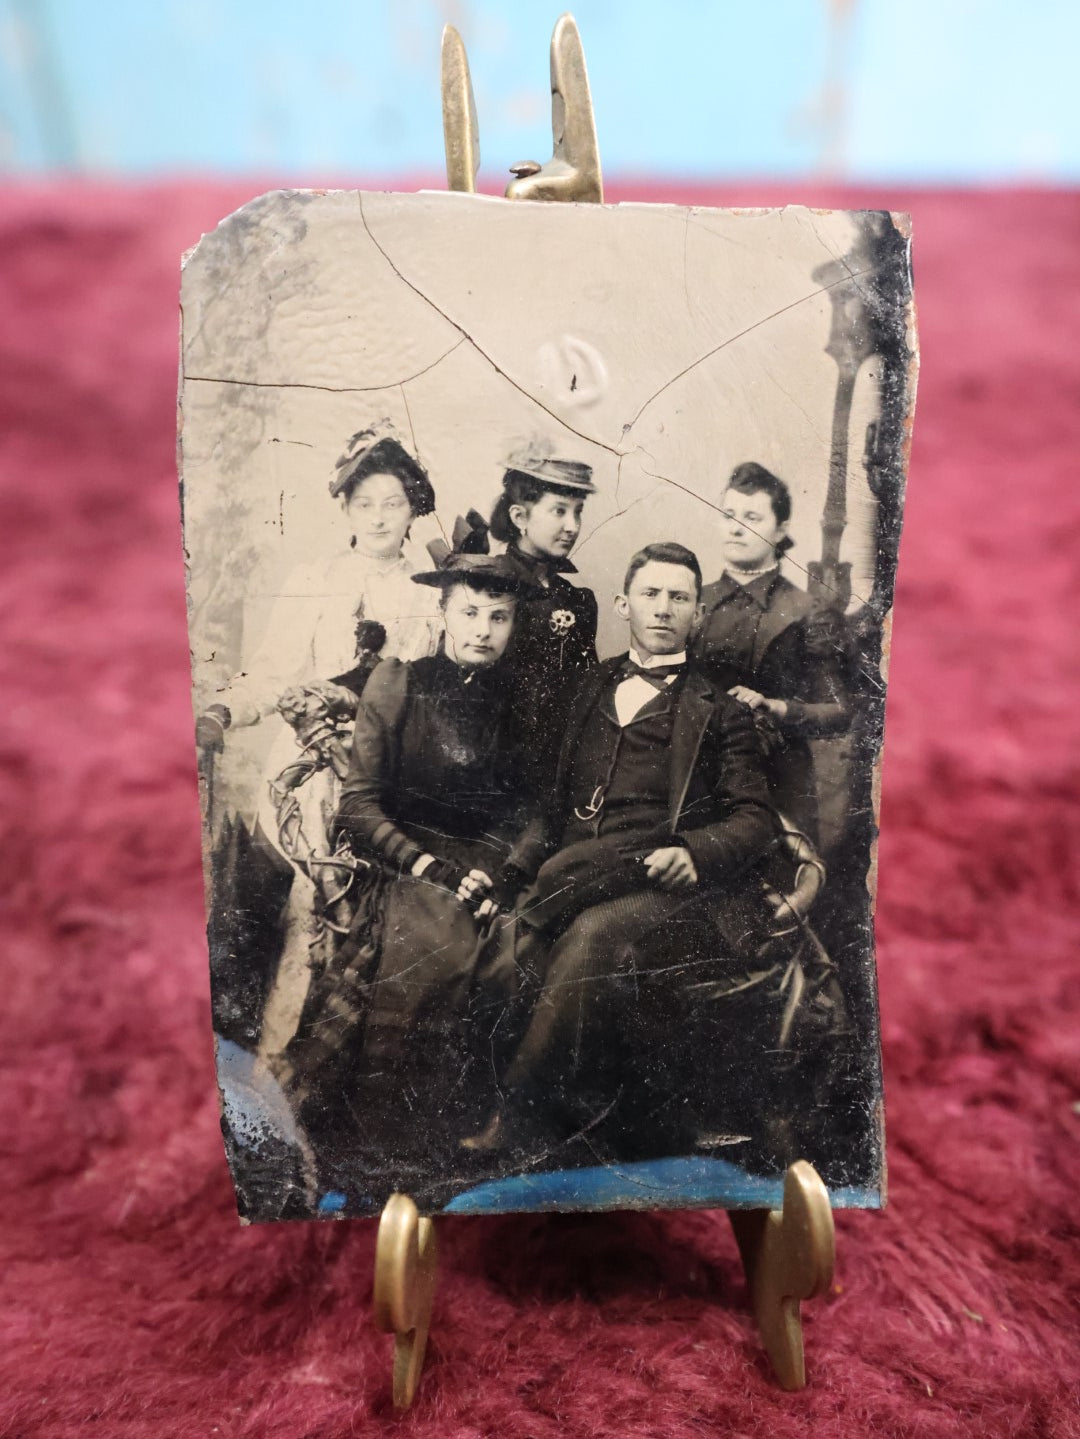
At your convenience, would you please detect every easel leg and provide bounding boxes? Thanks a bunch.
[373,1194,438,1409]
[728,1160,835,1390]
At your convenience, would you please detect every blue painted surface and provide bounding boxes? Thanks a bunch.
[443,1156,880,1215]
[215,1036,306,1153]
[0,0,1077,180]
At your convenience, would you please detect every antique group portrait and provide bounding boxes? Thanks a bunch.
[180,190,916,1221]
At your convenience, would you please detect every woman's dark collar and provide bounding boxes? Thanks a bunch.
[506,541,577,575]
[718,565,782,605]
[434,646,508,686]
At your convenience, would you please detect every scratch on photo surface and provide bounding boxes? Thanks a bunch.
[358,193,620,461]
[575,484,666,558]
[625,267,873,432]
[538,952,755,994]
[765,367,828,444]
[513,1094,623,1174]
[185,338,466,394]
[808,216,875,305]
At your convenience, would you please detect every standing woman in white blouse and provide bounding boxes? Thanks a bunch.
[196,425,442,1055]
[199,426,441,743]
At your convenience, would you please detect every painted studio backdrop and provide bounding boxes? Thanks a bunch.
[181,191,916,1221]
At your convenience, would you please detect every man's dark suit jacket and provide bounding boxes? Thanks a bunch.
[508,655,778,886]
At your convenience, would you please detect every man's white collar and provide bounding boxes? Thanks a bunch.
[628,647,687,670]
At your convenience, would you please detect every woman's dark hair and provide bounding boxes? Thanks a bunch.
[489,469,583,544]
[725,461,795,552]
[622,541,703,599]
[437,577,518,610]
[336,435,436,516]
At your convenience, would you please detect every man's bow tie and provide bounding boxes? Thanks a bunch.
[618,659,685,688]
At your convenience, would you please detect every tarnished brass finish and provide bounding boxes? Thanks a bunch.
[373,1194,438,1410]
[440,13,602,204]
[728,1162,836,1390]
[441,25,480,193]
[505,14,602,203]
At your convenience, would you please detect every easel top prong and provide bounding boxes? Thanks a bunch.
[441,12,602,204]
[441,24,480,194]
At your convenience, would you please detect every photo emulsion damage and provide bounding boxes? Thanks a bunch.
[180,191,917,1221]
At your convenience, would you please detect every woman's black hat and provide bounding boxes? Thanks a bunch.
[330,426,436,515]
[410,552,543,597]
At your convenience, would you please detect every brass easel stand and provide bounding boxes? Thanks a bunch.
[373,1195,438,1409]
[375,1161,835,1407]
[728,1161,836,1388]
[372,13,836,1408]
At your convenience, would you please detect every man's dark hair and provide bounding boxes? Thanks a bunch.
[622,541,702,599]
[725,461,793,529]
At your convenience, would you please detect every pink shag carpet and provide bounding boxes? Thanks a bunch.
[1,183,1078,1438]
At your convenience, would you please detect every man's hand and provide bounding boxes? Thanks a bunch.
[727,685,787,720]
[644,846,698,891]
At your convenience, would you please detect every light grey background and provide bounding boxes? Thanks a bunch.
[181,189,898,782]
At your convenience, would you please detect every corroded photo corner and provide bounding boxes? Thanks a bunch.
[179,189,916,1223]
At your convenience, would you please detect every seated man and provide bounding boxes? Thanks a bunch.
[466,541,785,1158]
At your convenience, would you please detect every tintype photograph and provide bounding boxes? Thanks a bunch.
[180,190,916,1222]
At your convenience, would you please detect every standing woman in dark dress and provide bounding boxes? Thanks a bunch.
[693,462,851,842]
[487,454,600,795]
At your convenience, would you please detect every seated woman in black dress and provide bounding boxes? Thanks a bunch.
[486,453,600,794]
[327,553,540,1160]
